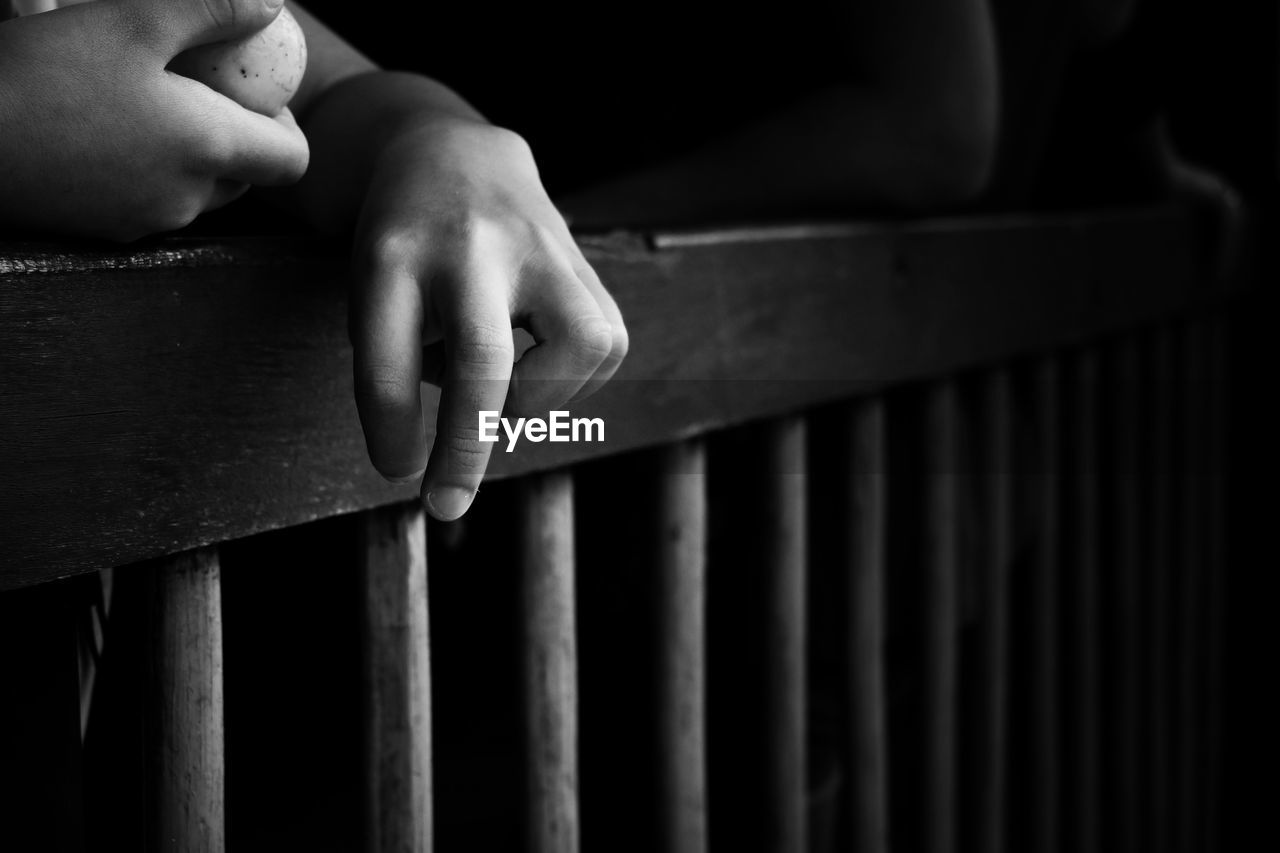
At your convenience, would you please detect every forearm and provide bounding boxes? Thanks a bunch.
[558,83,996,229]
[277,3,487,233]
[560,0,998,228]
[286,71,489,233]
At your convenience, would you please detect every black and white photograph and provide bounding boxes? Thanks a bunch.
[1,0,1274,850]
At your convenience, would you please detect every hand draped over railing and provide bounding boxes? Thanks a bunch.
[0,205,1234,853]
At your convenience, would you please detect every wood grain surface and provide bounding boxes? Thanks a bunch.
[653,441,709,853]
[1,208,1217,586]
[360,502,432,853]
[520,471,579,853]
[144,547,224,853]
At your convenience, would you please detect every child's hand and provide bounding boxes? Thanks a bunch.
[0,0,309,241]
[347,116,628,520]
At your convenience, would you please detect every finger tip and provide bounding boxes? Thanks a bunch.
[423,484,476,522]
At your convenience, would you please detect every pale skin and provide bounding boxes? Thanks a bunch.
[277,3,628,521]
[0,0,310,240]
[0,0,628,521]
[262,0,999,523]
[1,0,1004,521]
[556,0,1001,227]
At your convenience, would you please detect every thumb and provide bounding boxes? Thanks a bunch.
[123,0,285,55]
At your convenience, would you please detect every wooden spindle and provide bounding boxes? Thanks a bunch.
[1071,350,1102,853]
[655,441,709,853]
[521,471,580,853]
[925,382,960,853]
[1147,330,1175,853]
[1111,339,1143,853]
[978,371,1013,853]
[762,417,808,853]
[846,399,889,853]
[1032,360,1061,853]
[360,502,432,853]
[145,547,224,853]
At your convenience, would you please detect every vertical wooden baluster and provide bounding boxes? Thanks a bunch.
[656,441,709,853]
[145,546,224,853]
[521,471,579,853]
[763,417,808,853]
[361,502,432,853]
[978,371,1013,853]
[1148,330,1175,853]
[1112,339,1143,853]
[925,382,960,853]
[1202,318,1227,853]
[846,399,889,853]
[1072,350,1102,853]
[1032,360,1061,853]
[1177,323,1207,853]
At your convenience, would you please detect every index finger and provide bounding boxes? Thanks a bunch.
[421,265,515,521]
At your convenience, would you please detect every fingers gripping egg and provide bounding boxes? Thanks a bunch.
[169,7,307,116]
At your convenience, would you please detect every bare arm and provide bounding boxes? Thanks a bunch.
[273,4,628,521]
[557,0,1000,228]
[0,0,308,241]
[273,3,483,233]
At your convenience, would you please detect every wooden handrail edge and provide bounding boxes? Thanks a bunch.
[1,204,1227,586]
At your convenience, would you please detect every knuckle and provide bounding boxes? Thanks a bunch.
[456,214,509,261]
[199,0,262,32]
[528,222,565,255]
[441,432,490,468]
[485,124,535,163]
[200,0,235,30]
[566,315,616,365]
[609,321,630,363]
[498,125,533,154]
[445,445,488,475]
[357,228,423,276]
[452,334,514,372]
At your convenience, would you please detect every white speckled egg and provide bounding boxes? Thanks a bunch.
[169,8,307,117]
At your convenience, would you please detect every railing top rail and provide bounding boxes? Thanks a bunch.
[1,206,1222,587]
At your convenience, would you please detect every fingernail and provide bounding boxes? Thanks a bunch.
[424,487,475,521]
[386,468,426,486]
[265,0,286,10]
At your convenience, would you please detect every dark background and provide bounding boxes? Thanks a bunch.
[2,0,1274,850]
[296,4,1278,846]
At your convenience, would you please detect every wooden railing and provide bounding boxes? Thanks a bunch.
[1,205,1233,852]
